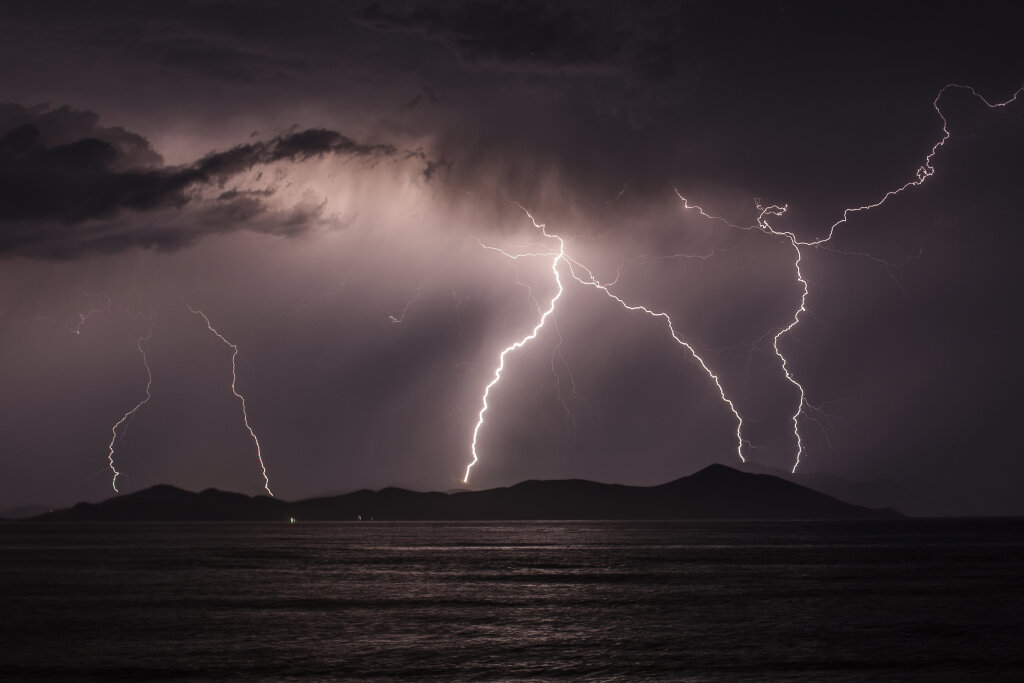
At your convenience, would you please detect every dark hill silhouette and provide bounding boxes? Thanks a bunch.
[33,464,902,522]
[0,503,51,520]
[38,484,288,521]
[734,461,935,516]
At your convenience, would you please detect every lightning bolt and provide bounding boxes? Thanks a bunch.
[465,205,748,482]
[754,201,810,473]
[68,296,112,335]
[389,285,422,324]
[185,303,274,496]
[801,83,1023,248]
[465,207,566,483]
[603,181,631,204]
[476,237,583,435]
[106,315,156,493]
[465,83,1019,481]
[563,258,748,464]
[673,82,1022,473]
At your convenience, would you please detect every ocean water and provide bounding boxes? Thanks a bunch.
[1,520,1021,681]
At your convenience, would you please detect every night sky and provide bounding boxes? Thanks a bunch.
[1,1,1021,515]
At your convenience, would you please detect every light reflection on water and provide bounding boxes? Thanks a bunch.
[1,519,1021,681]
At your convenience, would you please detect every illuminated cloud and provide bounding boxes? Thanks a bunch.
[0,104,399,257]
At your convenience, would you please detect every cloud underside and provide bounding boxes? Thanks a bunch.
[0,105,396,258]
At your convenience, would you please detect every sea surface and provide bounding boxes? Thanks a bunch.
[1,519,1021,681]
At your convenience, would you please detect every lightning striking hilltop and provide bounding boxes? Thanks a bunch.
[185,303,274,496]
[672,82,1023,473]
[465,205,747,483]
[465,207,566,483]
[562,257,748,464]
[106,315,156,492]
[465,83,1020,482]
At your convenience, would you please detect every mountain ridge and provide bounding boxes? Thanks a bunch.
[26,464,902,522]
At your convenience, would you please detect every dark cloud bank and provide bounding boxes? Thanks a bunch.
[0,104,396,257]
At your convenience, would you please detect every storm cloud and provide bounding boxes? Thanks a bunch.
[0,104,397,257]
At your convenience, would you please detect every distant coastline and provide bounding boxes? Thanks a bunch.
[25,465,902,522]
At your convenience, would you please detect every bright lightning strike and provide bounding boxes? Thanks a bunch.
[465,83,1020,482]
[755,201,809,473]
[185,303,274,496]
[674,82,1023,473]
[465,207,566,483]
[106,316,156,493]
[564,258,748,464]
[465,205,748,482]
[801,83,1024,248]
